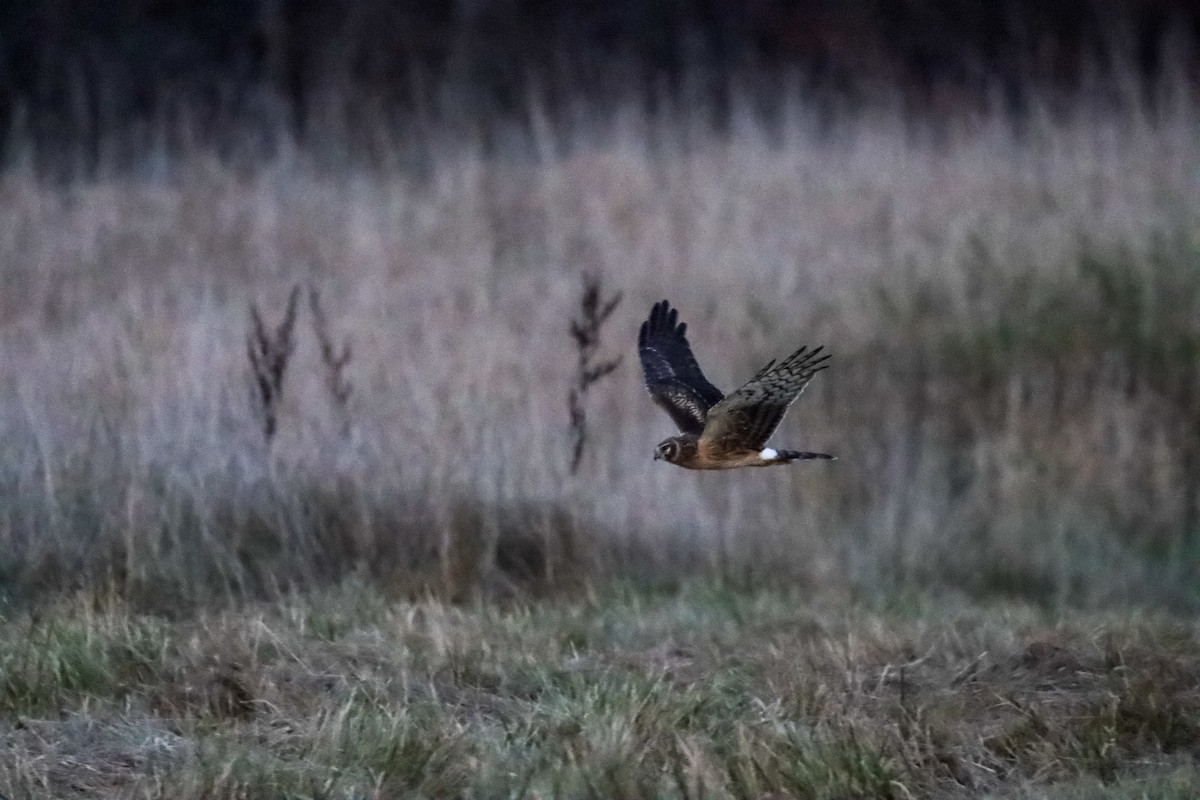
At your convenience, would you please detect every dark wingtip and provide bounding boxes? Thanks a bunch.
[646,299,689,340]
[647,299,672,332]
[796,346,832,372]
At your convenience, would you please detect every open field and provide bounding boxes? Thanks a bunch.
[2,81,1199,608]
[1,66,1199,797]
[3,583,1200,798]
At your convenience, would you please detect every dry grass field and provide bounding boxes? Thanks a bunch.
[1,71,1199,796]
[3,585,1200,798]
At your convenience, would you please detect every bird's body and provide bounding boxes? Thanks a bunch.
[638,300,834,470]
[653,437,828,469]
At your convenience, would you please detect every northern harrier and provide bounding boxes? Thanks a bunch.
[638,300,834,469]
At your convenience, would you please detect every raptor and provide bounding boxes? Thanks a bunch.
[638,300,834,469]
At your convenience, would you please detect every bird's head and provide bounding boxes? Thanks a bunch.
[654,437,683,464]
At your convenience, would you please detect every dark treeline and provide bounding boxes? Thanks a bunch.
[2,0,1198,168]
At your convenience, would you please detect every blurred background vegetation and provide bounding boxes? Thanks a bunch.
[4,0,1200,172]
[0,0,1198,613]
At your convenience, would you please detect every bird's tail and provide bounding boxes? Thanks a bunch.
[778,449,836,461]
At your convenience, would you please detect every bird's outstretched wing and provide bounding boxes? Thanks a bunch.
[700,345,829,450]
[638,300,725,435]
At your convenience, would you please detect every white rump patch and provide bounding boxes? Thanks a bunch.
[760,448,779,460]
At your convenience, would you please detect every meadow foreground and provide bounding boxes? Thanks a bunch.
[1,582,1198,799]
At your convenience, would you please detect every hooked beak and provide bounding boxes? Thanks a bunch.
[653,450,662,461]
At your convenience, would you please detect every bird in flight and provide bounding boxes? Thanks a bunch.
[638,300,834,469]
